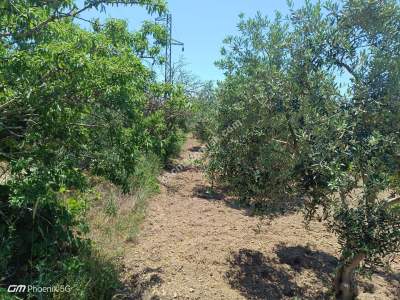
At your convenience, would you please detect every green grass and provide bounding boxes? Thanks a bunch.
[51,250,121,300]
[86,151,162,256]
[49,153,164,300]
[0,288,19,300]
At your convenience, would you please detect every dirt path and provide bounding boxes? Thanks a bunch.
[121,136,399,300]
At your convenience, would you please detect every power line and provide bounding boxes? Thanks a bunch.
[156,13,184,85]
[72,6,184,87]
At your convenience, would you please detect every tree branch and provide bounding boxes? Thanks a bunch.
[1,0,165,39]
[0,99,17,111]
[385,195,400,208]
[334,59,358,79]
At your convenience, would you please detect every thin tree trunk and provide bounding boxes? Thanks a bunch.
[285,112,298,154]
[334,253,366,300]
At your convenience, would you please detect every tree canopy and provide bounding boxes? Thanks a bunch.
[206,1,400,298]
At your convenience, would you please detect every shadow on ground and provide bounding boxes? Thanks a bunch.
[164,162,192,173]
[192,184,303,218]
[275,244,338,286]
[225,249,302,299]
[193,184,225,201]
[117,267,163,300]
[375,268,400,284]
[188,146,204,152]
[225,247,338,299]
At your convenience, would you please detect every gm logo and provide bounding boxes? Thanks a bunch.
[7,285,26,293]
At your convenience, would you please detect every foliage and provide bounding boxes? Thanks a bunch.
[191,81,217,142]
[32,247,121,300]
[0,1,190,298]
[84,153,161,259]
[131,153,161,196]
[0,288,18,300]
[0,0,167,41]
[170,57,204,97]
[209,0,400,298]
[210,8,339,207]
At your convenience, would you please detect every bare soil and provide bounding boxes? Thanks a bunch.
[119,136,400,300]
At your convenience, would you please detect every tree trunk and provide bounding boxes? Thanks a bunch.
[334,253,366,300]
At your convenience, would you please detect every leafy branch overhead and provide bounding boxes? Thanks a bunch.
[0,0,167,40]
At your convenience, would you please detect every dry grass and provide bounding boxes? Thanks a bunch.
[86,154,161,259]
[0,161,10,185]
[86,180,152,259]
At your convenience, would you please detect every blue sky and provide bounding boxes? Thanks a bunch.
[75,0,307,82]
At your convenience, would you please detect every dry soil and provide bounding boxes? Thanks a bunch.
[119,136,399,300]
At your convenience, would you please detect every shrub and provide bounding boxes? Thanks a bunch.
[0,1,189,298]
[191,81,217,142]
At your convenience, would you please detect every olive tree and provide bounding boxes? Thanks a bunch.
[210,1,400,298]
[210,9,339,209]
[303,1,400,298]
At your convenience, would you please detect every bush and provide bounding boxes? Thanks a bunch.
[0,1,190,299]
[191,81,217,142]
[51,250,121,300]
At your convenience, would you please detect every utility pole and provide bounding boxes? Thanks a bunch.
[156,13,184,85]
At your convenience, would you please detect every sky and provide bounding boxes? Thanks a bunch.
[75,0,307,82]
